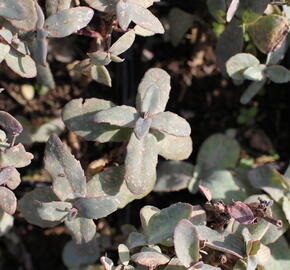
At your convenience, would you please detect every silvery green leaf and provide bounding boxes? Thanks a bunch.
[4,48,37,78]
[75,196,118,219]
[36,201,72,222]
[62,238,100,268]
[151,112,191,137]
[88,51,111,66]
[155,132,192,161]
[44,134,86,201]
[5,167,20,190]
[94,105,139,128]
[62,98,130,143]
[134,25,155,37]
[91,65,112,87]
[127,232,147,249]
[46,0,72,16]
[129,1,164,34]
[65,217,96,244]
[240,79,266,104]
[140,205,160,231]
[45,7,94,38]
[109,30,136,56]
[226,53,260,80]
[85,0,116,12]
[35,0,45,29]
[137,68,171,114]
[174,219,200,267]
[118,244,130,266]
[197,133,240,172]
[243,65,266,81]
[0,144,33,168]
[125,133,158,195]
[35,31,48,66]
[18,187,61,228]
[266,65,290,83]
[134,117,152,140]
[7,0,38,32]
[131,251,170,268]
[155,161,194,192]
[145,203,193,245]
[0,0,28,20]
[116,0,133,31]
[0,187,16,215]
[282,197,290,223]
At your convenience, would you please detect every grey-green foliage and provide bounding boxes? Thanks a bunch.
[75,30,136,87]
[19,134,119,268]
[64,68,192,196]
[85,0,164,34]
[155,132,249,203]
[0,1,93,80]
[226,52,290,103]
[0,110,33,234]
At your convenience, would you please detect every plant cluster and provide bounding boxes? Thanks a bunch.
[0,1,289,270]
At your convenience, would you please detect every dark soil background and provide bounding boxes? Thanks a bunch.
[1,1,290,269]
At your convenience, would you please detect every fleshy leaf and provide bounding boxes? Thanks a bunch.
[5,48,37,78]
[266,65,290,83]
[62,238,100,268]
[282,197,290,223]
[118,244,130,266]
[94,105,139,128]
[116,0,133,30]
[248,15,289,54]
[87,166,146,209]
[243,65,266,81]
[18,187,61,228]
[240,79,266,104]
[88,51,111,66]
[0,144,33,168]
[109,30,136,56]
[74,196,118,219]
[195,225,245,259]
[145,203,193,245]
[7,0,37,32]
[62,98,130,143]
[197,133,240,172]
[228,201,255,224]
[226,0,239,22]
[91,65,112,87]
[136,68,171,114]
[65,217,96,244]
[0,0,27,20]
[44,134,86,201]
[134,117,152,140]
[0,210,13,236]
[0,111,23,135]
[36,201,72,222]
[84,0,116,12]
[226,53,260,81]
[174,219,200,267]
[45,7,94,38]
[151,112,191,137]
[0,187,16,215]
[127,232,147,249]
[248,165,288,203]
[125,133,158,195]
[131,251,170,268]
[155,132,193,160]
[155,161,194,192]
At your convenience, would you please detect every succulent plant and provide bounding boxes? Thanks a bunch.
[0,110,33,235]
[63,68,192,196]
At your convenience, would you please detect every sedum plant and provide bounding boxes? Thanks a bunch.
[63,68,192,196]
[0,110,33,234]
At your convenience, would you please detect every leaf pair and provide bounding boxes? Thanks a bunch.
[93,68,191,195]
[75,30,136,86]
[85,0,164,34]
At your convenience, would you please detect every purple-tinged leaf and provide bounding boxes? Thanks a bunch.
[228,201,256,224]
[85,0,116,12]
[4,167,20,190]
[131,251,170,268]
[0,187,16,215]
[0,167,14,186]
[198,185,212,202]
[0,111,23,136]
[44,134,86,201]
